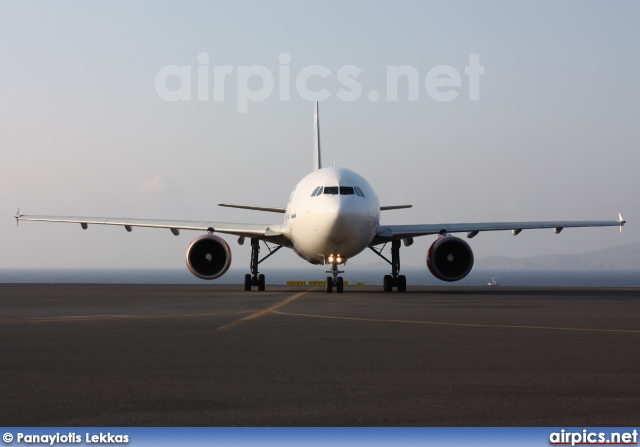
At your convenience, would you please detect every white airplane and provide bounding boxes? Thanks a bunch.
[15,102,626,293]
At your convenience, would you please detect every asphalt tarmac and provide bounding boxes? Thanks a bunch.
[1,283,639,426]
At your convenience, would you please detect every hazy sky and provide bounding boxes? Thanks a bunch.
[1,1,639,272]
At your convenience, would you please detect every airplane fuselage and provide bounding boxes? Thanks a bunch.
[285,167,380,265]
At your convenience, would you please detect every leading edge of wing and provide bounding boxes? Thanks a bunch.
[15,215,284,239]
[376,219,626,240]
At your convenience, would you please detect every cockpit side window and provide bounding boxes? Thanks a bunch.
[340,186,355,195]
[311,186,322,197]
[354,186,365,197]
[323,186,339,195]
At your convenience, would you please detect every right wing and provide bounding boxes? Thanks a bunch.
[373,217,626,243]
[15,213,291,246]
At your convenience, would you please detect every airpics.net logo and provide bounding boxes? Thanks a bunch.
[155,52,484,113]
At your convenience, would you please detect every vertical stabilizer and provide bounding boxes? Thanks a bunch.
[313,101,322,170]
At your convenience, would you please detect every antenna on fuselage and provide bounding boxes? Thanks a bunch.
[313,101,322,170]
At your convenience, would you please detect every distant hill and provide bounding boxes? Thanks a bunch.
[476,242,640,270]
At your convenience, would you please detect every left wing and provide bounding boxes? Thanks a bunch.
[15,213,290,245]
[373,216,626,243]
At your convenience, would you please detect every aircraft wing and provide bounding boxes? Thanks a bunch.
[15,213,289,244]
[374,217,626,242]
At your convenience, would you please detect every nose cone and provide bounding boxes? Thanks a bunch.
[326,203,363,240]
[318,197,377,258]
[288,167,380,263]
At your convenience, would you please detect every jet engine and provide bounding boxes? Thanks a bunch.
[427,236,474,282]
[186,234,232,280]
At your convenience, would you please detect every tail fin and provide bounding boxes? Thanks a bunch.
[313,101,322,170]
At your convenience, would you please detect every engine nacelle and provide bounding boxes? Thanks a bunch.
[186,234,232,280]
[427,236,474,282]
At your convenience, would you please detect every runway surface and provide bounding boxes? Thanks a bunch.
[1,283,639,426]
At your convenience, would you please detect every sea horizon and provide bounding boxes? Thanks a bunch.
[1,267,638,287]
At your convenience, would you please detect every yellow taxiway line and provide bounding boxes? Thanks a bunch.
[217,287,317,332]
[0,310,256,325]
[273,310,640,334]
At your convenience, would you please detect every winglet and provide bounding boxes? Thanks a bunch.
[15,208,21,227]
[619,213,626,233]
[313,101,322,171]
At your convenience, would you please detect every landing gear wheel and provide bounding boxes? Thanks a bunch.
[397,275,407,292]
[326,276,333,293]
[244,274,252,291]
[258,274,266,291]
[336,277,344,294]
[383,275,392,293]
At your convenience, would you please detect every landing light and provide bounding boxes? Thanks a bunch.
[336,255,342,263]
[328,255,334,263]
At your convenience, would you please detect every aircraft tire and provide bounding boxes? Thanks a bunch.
[397,275,407,292]
[383,275,392,292]
[244,274,252,291]
[258,274,266,291]
[336,277,344,294]
[326,276,333,293]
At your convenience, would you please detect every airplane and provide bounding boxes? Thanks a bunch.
[15,102,626,293]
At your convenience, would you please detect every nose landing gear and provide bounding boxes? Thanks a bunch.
[326,262,344,294]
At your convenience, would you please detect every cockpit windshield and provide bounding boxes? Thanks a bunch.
[323,186,339,195]
[340,186,355,195]
[312,185,365,197]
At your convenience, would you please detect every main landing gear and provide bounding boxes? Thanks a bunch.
[369,239,407,293]
[244,238,282,291]
[326,262,344,294]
